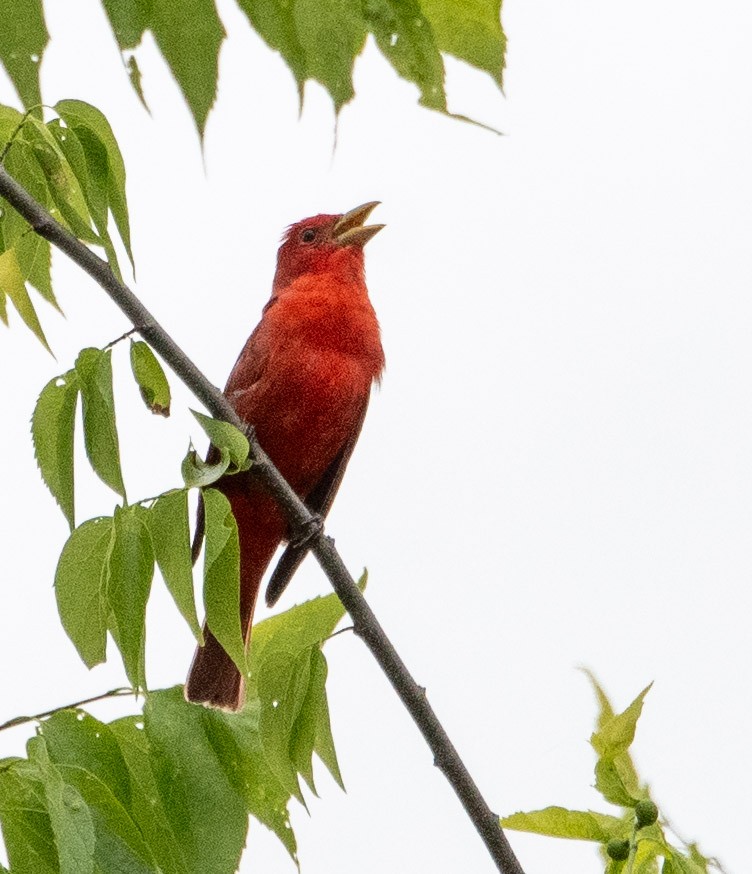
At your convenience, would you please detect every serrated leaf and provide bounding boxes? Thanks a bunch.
[591,684,652,758]
[108,505,154,691]
[202,488,245,675]
[420,0,506,87]
[55,516,112,668]
[313,678,343,789]
[0,246,51,351]
[75,346,126,500]
[32,369,79,528]
[181,445,231,488]
[27,736,95,874]
[146,489,202,643]
[595,757,640,808]
[290,646,329,793]
[55,99,134,272]
[365,0,447,111]
[108,716,192,874]
[191,409,249,468]
[256,647,311,802]
[500,807,627,842]
[292,0,367,111]
[0,0,48,114]
[31,368,75,487]
[149,0,225,138]
[16,228,55,307]
[235,0,306,90]
[0,763,58,873]
[130,340,171,416]
[143,688,248,873]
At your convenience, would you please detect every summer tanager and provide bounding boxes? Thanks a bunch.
[185,202,385,711]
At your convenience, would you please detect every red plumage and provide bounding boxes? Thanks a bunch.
[185,203,385,710]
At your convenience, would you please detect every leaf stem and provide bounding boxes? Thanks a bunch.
[0,165,525,874]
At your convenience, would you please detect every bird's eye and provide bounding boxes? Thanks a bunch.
[301,228,316,243]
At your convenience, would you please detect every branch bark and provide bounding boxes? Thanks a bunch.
[0,165,525,874]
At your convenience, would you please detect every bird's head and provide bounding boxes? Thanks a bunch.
[273,202,384,291]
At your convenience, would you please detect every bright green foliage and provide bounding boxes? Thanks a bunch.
[75,347,127,501]
[181,411,251,488]
[202,488,245,675]
[108,506,154,691]
[146,489,203,643]
[0,591,350,871]
[0,99,133,348]
[2,1,504,136]
[130,340,171,416]
[32,369,79,529]
[0,0,48,115]
[191,409,250,470]
[500,676,720,874]
[54,516,113,669]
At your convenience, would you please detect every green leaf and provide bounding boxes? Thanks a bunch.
[149,0,225,138]
[0,763,58,873]
[109,716,192,874]
[582,668,616,730]
[0,246,51,351]
[54,516,113,668]
[235,0,306,90]
[42,118,103,244]
[591,683,652,758]
[313,675,343,790]
[143,688,248,874]
[181,445,231,488]
[290,646,329,793]
[27,736,95,874]
[420,0,506,87]
[500,807,627,842]
[146,489,202,643]
[292,0,367,111]
[108,505,155,691]
[255,647,311,802]
[101,0,150,49]
[75,346,127,500]
[0,0,48,114]
[365,0,447,111]
[202,488,245,675]
[594,757,641,808]
[32,369,79,528]
[57,765,158,874]
[130,341,171,416]
[190,409,249,469]
[16,227,54,308]
[55,99,135,272]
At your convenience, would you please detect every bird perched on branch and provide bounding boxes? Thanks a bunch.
[185,202,385,711]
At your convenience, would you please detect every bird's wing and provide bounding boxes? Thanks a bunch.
[264,395,371,607]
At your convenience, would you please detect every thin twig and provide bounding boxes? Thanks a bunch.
[0,687,135,733]
[0,165,525,874]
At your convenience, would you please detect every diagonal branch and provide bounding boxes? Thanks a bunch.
[0,165,525,874]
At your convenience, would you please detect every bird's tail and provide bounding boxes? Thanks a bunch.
[184,484,284,711]
[184,627,246,710]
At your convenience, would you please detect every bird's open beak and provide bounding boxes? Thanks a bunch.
[333,201,385,247]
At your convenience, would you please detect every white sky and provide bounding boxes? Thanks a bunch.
[1,1,751,872]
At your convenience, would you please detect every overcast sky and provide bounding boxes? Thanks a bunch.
[1,1,751,872]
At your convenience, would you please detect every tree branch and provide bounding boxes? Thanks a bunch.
[0,687,134,733]
[0,165,525,874]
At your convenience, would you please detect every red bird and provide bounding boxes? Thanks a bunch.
[185,202,385,710]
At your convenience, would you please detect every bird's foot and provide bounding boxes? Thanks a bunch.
[290,514,324,549]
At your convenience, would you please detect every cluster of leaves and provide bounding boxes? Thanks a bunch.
[32,340,262,690]
[0,589,351,872]
[0,100,132,350]
[0,0,505,137]
[500,675,722,874]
